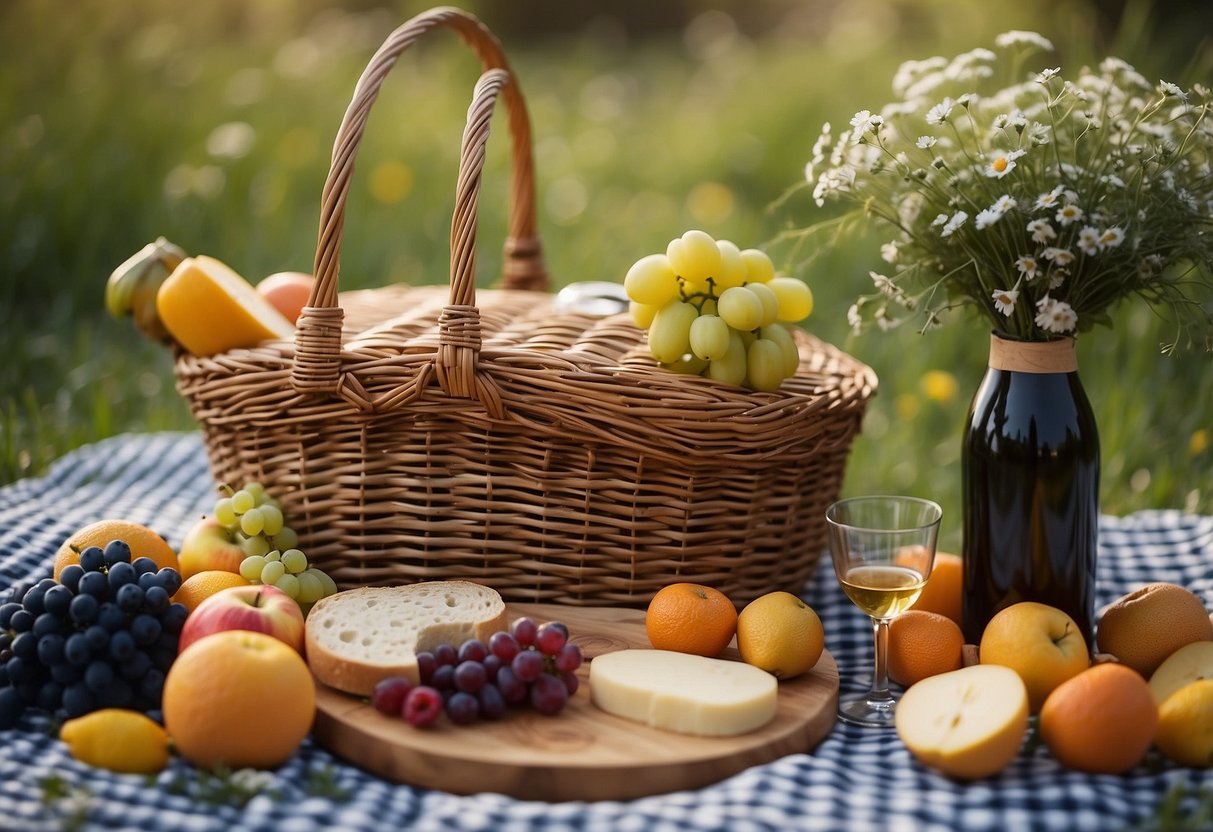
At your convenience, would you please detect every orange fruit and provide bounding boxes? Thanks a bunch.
[909,552,963,625]
[1039,662,1158,774]
[256,271,315,324]
[53,519,179,580]
[1097,583,1213,676]
[163,630,315,769]
[736,591,825,680]
[174,570,252,612]
[888,610,964,686]
[646,583,737,657]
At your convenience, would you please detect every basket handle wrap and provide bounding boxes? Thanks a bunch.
[435,69,510,415]
[292,6,546,403]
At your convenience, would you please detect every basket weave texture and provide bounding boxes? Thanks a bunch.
[171,7,877,606]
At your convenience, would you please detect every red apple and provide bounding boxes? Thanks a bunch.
[179,584,305,656]
[256,272,314,325]
[178,516,246,580]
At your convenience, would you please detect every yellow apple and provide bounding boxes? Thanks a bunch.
[178,516,245,580]
[895,664,1029,780]
[979,601,1089,712]
[1149,641,1213,705]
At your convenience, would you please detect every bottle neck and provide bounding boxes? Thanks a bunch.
[988,333,1077,373]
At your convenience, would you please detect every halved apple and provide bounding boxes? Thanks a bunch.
[1149,641,1213,705]
[895,664,1029,780]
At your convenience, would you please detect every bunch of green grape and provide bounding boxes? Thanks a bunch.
[213,483,339,608]
[624,230,814,392]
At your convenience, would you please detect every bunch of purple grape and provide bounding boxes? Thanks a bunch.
[0,540,186,729]
[372,617,583,728]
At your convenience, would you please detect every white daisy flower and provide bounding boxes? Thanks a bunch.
[995,31,1054,51]
[812,165,856,207]
[1034,187,1065,211]
[847,303,863,334]
[916,136,937,149]
[1158,80,1188,101]
[1035,67,1061,84]
[993,194,1017,213]
[1015,255,1038,279]
[1100,173,1126,188]
[931,212,949,227]
[926,97,957,125]
[1034,296,1077,333]
[892,56,948,97]
[975,207,1003,229]
[880,241,900,264]
[1027,219,1057,243]
[1027,122,1052,145]
[870,271,897,294]
[1077,226,1102,256]
[849,110,884,142]
[1042,247,1075,266]
[1056,203,1085,226]
[984,149,1027,178]
[1048,270,1068,290]
[992,289,1019,316]
[1099,227,1126,249]
[941,210,968,237]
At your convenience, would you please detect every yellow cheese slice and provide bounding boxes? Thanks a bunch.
[156,255,295,356]
[589,649,777,736]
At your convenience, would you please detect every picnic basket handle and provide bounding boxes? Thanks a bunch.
[292,7,547,406]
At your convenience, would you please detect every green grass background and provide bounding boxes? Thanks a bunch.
[2,0,1211,553]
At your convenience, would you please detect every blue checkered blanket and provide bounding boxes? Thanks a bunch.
[1,433,1210,831]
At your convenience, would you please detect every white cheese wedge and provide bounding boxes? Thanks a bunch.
[589,649,778,737]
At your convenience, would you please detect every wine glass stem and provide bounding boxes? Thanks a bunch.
[868,616,893,704]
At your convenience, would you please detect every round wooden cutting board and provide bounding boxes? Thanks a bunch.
[311,602,840,801]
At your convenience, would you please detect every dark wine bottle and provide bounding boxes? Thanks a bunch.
[961,336,1100,647]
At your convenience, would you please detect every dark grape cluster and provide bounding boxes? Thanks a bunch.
[0,540,186,729]
[371,617,583,728]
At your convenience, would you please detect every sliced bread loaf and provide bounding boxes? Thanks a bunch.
[305,581,508,696]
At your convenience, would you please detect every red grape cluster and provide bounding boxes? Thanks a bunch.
[371,617,582,728]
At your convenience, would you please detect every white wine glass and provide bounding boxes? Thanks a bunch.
[826,495,942,728]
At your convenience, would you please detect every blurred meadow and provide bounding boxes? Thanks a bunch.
[2,0,1212,550]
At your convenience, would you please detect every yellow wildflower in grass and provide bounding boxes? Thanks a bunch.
[920,370,958,403]
[896,393,921,421]
[1190,429,1209,456]
[369,160,414,205]
[687,182,735,225]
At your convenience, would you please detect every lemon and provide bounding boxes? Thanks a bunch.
[60,709,170,775]
[1155,679,1213,768]
[736,591,825,680]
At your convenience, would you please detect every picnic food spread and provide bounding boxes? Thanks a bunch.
[4,6,1210,818]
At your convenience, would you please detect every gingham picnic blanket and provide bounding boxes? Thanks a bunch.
[0,432,1210,832]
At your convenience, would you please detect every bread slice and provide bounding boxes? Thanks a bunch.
[305,581,508,696]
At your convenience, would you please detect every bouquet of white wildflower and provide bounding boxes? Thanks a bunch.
[802,30,1213,350]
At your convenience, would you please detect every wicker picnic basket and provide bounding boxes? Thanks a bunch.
[170,7,877,607]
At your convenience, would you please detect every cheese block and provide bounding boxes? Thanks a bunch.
[305,581,508,697]
[156,255,295,356]
[589,649,778,737]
